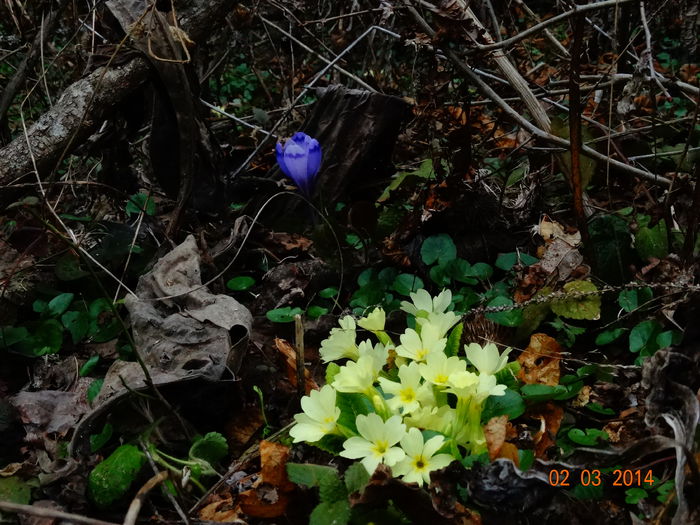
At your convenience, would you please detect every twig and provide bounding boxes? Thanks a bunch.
[473,0,635,52]
[294,314,305,399]
[123,471,170,525]
[568,12,588,241]
[0,501,118,525]
[513,0,569,56]
[403,2,672,185]
[200,99,277,138]
[259,16,376,92]
[639,1,671,98]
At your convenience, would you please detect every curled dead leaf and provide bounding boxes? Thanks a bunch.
[517,333,561,386]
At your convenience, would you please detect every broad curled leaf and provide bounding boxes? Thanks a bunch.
[421,234,456,265]
[88,444,146,508]
[551,280,600,320]
[189,432,228,467]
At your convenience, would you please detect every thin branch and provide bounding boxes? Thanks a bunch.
[0,501,118,525]
[404,2,672,185]
[474,0,635,52]
[259,15,376,92]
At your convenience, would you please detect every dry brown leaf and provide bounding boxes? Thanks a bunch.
[259,440,294,490]
[237,441,294,518]
[538,216,581,246]
[497,443,520,466]
[517,333,562,386]
[274,338,318,394]
[199,496,246,523]
[484,415,508,460]
[529,402,564,458]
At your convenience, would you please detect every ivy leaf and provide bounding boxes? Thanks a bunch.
[551,280,601,320]
[629,320,663,354]
[595,328,626,346]
[421,234,457,265]
[48,293,74,317]
[307,305,329,319]
[392,274,424,296]
[567,428,608,446]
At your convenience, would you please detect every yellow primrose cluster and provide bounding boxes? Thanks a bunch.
[289,289,512,486]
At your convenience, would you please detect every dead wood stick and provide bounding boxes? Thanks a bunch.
[122,470,170,525]
[404,1,672,186]
[0,501,119,525]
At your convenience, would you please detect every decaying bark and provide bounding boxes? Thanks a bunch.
[0,0,231,198]
[0,58,150,185]
[304,85,411,204]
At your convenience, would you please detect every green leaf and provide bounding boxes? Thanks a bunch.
[286,463,338,488]
[444,323,463,357]
[656,330,682,348]
[625,488,648,504]
[496,252,536,272]
[429,264,452,287]
[88,444,146,508]
[629,320,662,354]
[319,473,347,503]
[518,449,535,471]
[88,299,122,342]
[484,296,523,327]
[350,283,384,309]
[189,432,228,467]
[90,423,114,453]
[266,306,304,323]
[551,280,601,320]
[226,276,255,291]
[55,253,89,281]
[520,384,568,403]
[595,328,626,346]
[421,234,457,265]
[445,259,476,285]
[33,299,48,314]
[344,462,370,494]
[325,362,341,384]
[125,192,156,216]
[336,393,372,435]
[567,428,608,446]
[482,388,525,420]
[80,355,100,376]
[61,310,90,344]
[588,215,633,284]
[392,274,424,296]
[319,287,339,299]
[570,482,604,501]
[467,262,493,280]
[307,305,329,319]
[0,326,28,348]
[0,476,31,504]
[87,379,103,404]
[310,499,351,525]
[635,220,668,261]
[48,293,74,317]
[586,402,615,416]
[16,319,63,356]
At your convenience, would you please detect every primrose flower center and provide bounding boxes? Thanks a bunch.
[435,374,448,384]
[372,441,389,456]
[413,456,427,471]
[399,388,416,403]
[416,348,429,360]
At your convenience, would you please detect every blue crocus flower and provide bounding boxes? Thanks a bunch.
[276,132,322,197]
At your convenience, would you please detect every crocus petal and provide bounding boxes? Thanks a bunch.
[276,142,291,177]
[283,141,309,192]
[306,138,322,176]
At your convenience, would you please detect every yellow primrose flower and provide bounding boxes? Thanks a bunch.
[339,414,406,474]
[444,369,479,399]
[400,289,452,317]
[417,310,460,338]
[378,362,434,414]
[403,405,455,434]
[357,307,386,332]
[473,373,507,402]
[464,342,511,375]
[289,385,340,443]
[319,315,358,362]
[393,427,454,486]
[332,354,384,395]
[419,352,466,387]
[396,324,446,362]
